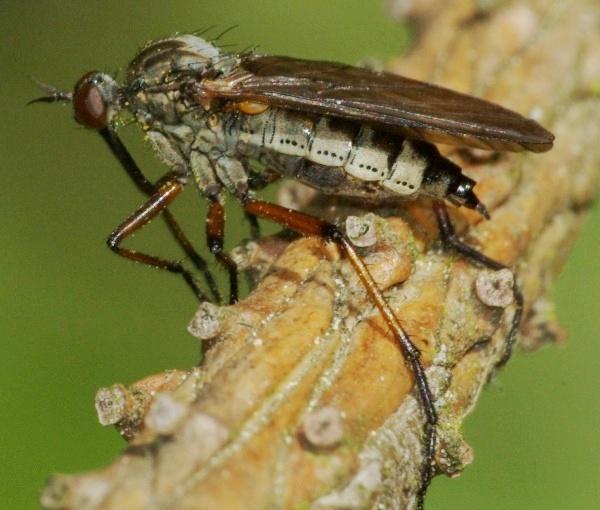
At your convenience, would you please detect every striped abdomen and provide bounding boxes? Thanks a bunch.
[234,108,428,197]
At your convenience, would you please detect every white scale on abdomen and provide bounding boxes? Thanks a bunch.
[382,142,426,195]
[264,109,313,157]
[344,126,389,181]
[307,117,353,166]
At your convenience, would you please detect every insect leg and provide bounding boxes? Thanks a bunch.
[247,167,282,192]
[206,198,239,304]
[107,173,207,301]
[433,200,524,367]
[245,211,261,240]
[99,127,221,303]
[453,147,501,166]
[245,168,283,239]
[242,198,437,508]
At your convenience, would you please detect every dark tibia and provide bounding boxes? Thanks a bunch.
[454,147,501,166]
[497,286,524,367]
[99,127,221,303]
[247,167,282,191]
[206,199,239,304]
[433,200,523,367]
[107,174,207,301]
[243,197,437,509]
[245,168,283,239]
[245,211,261,240]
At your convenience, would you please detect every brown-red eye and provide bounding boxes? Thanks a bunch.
[73,72,108,129]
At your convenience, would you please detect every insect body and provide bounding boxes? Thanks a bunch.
[120,36,550,214]
[32,33,553,509]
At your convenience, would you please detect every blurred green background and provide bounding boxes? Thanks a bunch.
[1,1,598,509]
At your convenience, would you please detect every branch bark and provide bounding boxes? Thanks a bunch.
[41,1,599,509]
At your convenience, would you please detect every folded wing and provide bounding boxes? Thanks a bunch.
[203,55,554,153]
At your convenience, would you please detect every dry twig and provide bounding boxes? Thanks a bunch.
[41,0,599,508]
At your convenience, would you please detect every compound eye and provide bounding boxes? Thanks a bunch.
[73,72,108,129]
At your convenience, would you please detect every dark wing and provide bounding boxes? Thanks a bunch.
[202,55,554,153]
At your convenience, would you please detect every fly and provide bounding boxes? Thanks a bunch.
[30,33,554,509]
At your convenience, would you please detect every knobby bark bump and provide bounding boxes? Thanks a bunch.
[41,0,599,509]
